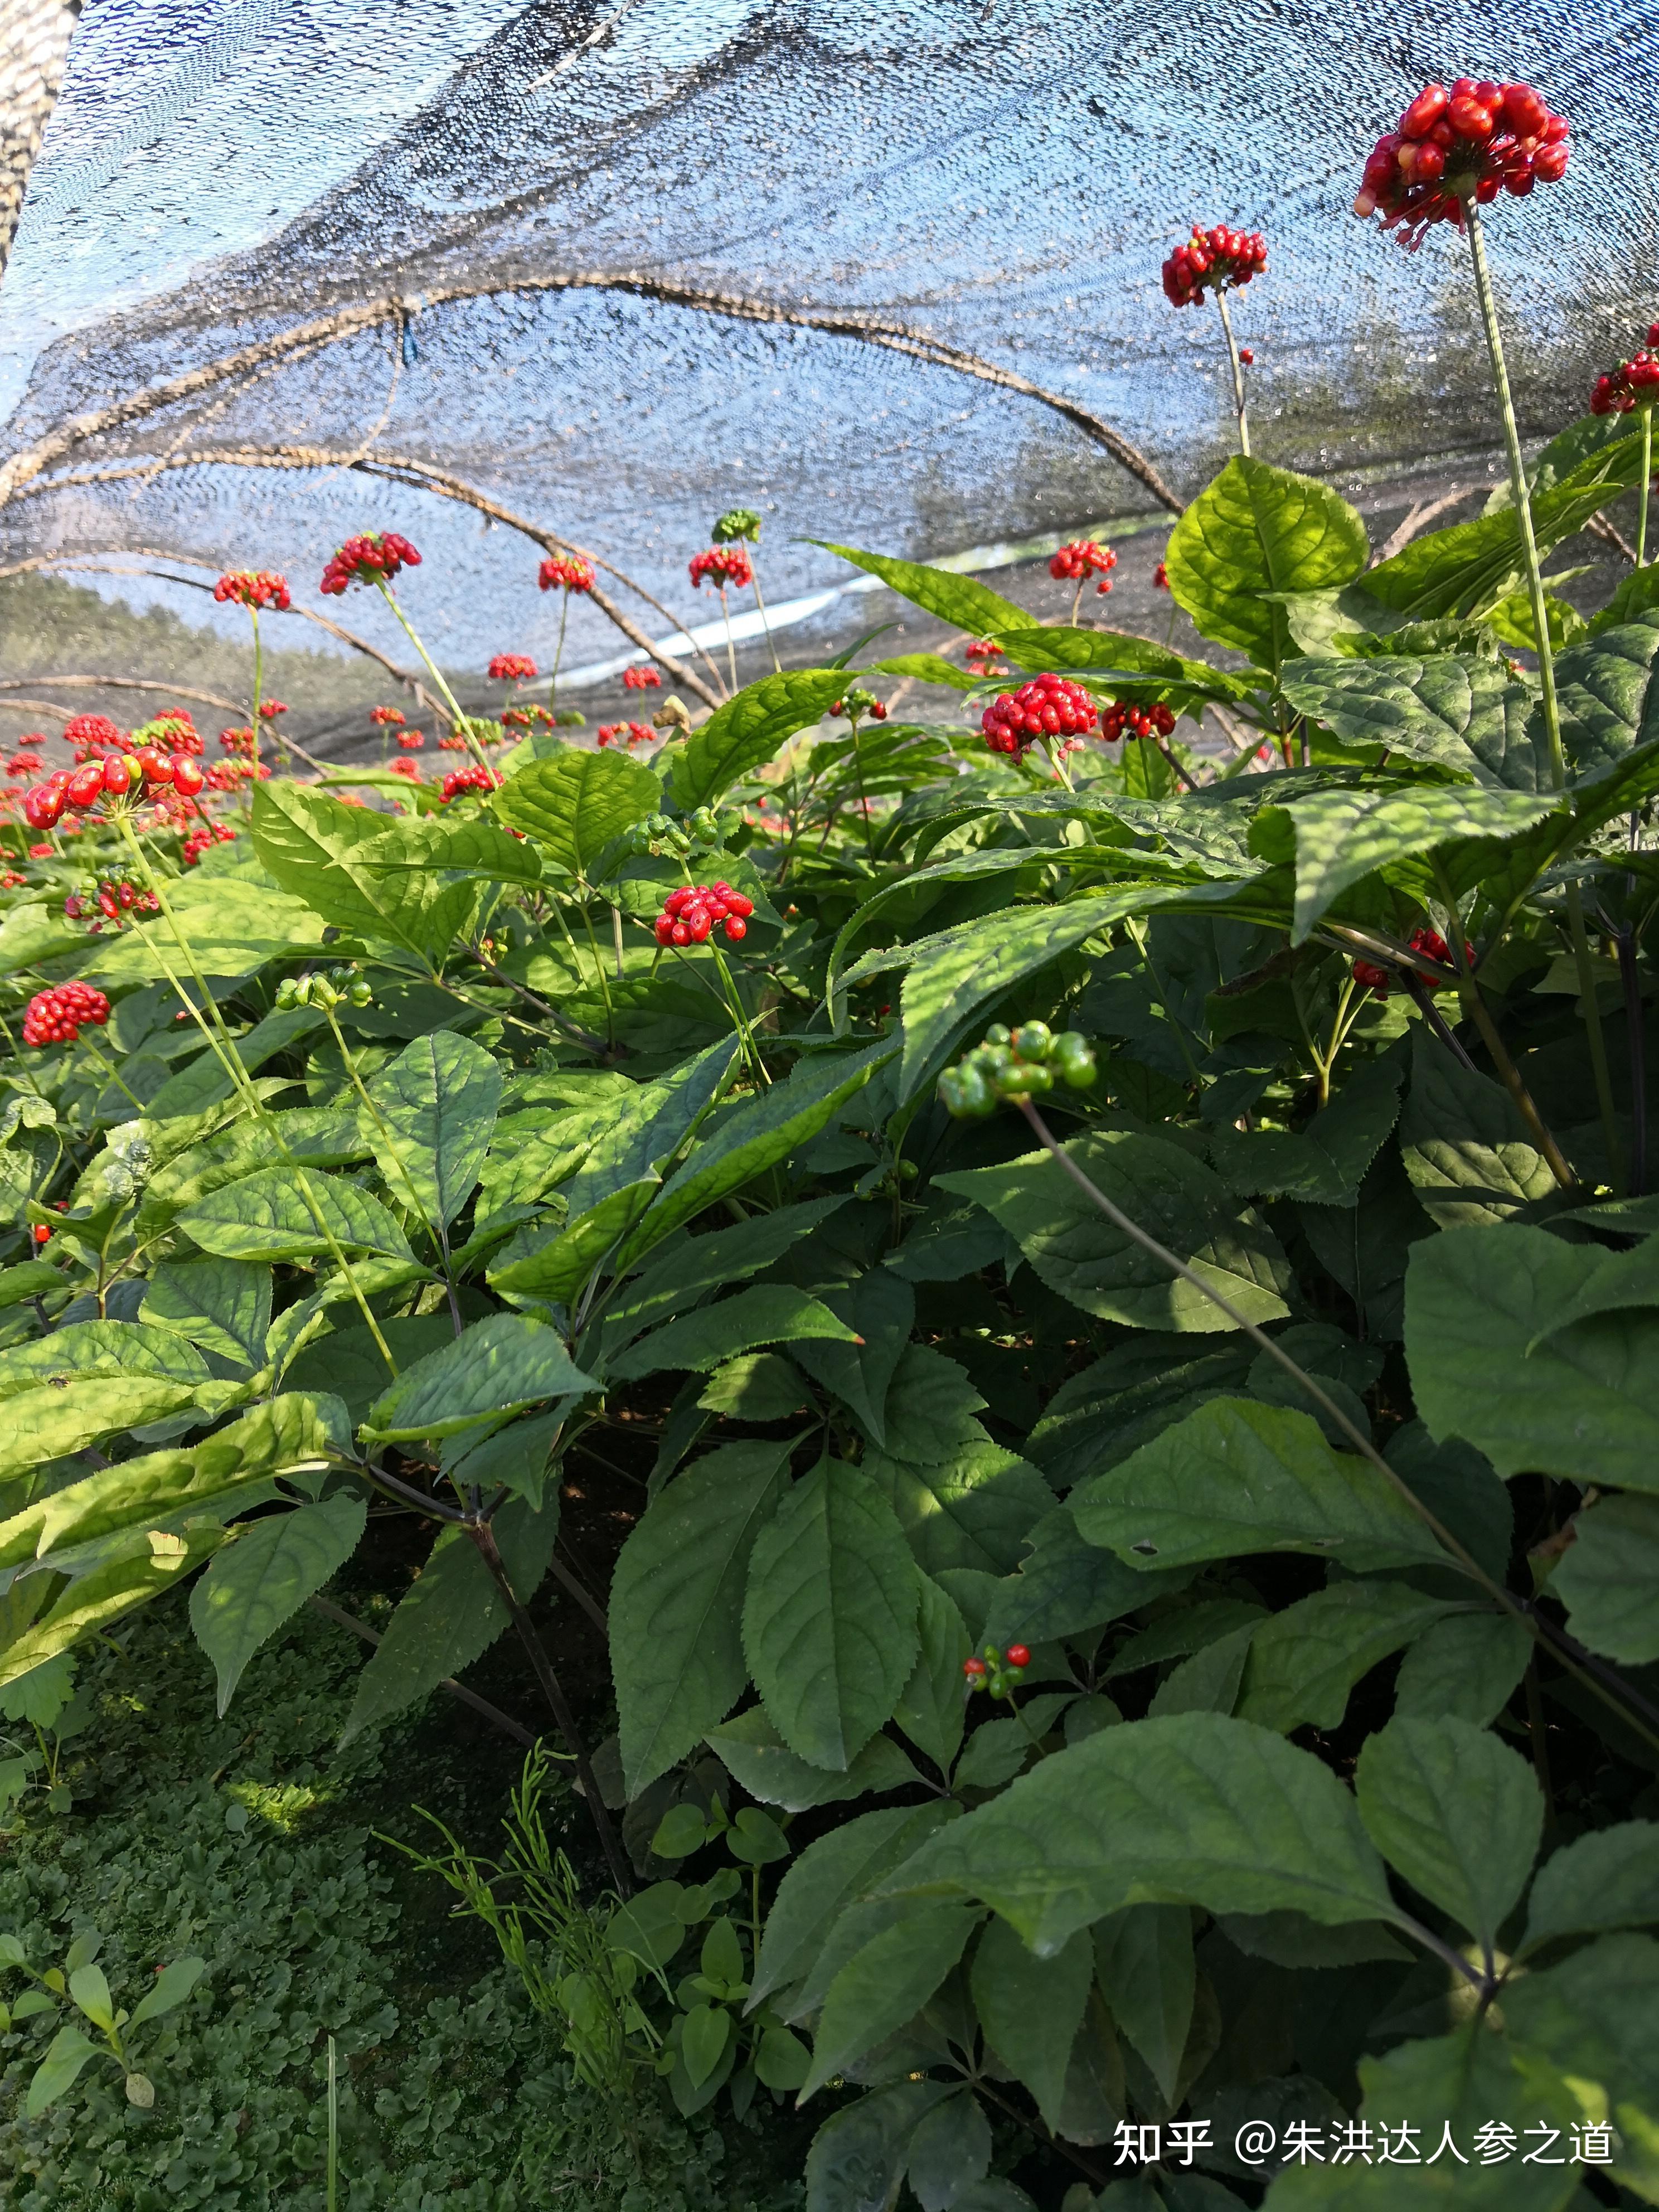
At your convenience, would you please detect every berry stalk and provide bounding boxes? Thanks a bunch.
[1466,206,1622,1181]
[1464,206,1560,782]
[1641,408,1652,570]
[249,604,264,785]
[374,580,494,777]
[1213,286,1251,455]
[717,583,738,697]
[748,551,781,675]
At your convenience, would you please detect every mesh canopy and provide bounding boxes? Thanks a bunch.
[1,0,1655,699]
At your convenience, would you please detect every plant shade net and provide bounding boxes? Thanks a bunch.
[1,0,1655,701]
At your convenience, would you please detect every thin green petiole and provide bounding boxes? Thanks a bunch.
[75,1031,146,1113]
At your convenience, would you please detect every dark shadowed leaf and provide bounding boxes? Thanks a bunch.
[876,1712,1398,1954]
[939,1132,1292,1332]
[1069,1399,1450,1576]
[743,1459,919,1771]
[1355,1717,1541,1955]
[189,1493,367,1714]
[610,1437,797,1795]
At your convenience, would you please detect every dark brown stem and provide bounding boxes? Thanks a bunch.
[972,2079,1108,2188]
[460,939,615,1058]
[548,1547,610,1636]
[1454,971,1578,1192]
[1524,1657,1556,1825]
[464,1517,632,1895]
[1151,734,1196,792]
[308,1596,533,1747]
[1618,929,1647,1196]
[1402,975,1481,1076]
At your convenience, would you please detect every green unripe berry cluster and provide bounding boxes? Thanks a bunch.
[621,807,737,861]
[276,966,373,1012]
[938,1021,1098,1119]
[711,508,763,545]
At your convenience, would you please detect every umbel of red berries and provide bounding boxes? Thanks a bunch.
[214,570,291,612]
[1100,699,1176,743]
[982,672,1099,756]
[622,664,662,691]
[688,546,753,590]
[654,881,755,947]
[1591,334,1659,416]
[23,981,110,1047]
[539,555,595,594]
[489,652,539,682]
[440,764,502,803]
[1049,540,1117,590]
[321,532,421,596]
[1162,225,1268,308]
[1355,81,1569,249]
[23,746,203,830]
[1352,926,1471,996]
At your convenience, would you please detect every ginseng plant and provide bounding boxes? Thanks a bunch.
[1162,223,1268,455]
[1352,77,1626,1181]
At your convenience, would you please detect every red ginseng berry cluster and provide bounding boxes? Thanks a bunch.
[1353,926,1471,996]
[214,570,291,612]
[596,722,654,748]
[6,751,44,778]
[64,880,159,930]
[964,639,1008,673]
[1356,81,1568,248]
[320,532,421,595]
[1591,332,1659,415]
[370,705,406,727]
[1162,225,1268,308]
[182,822,237,867]
[489,652,539,682]
[220,726,255,758]
[396,730,425,751]
[654,881,755,947]
[23,981,110,1047]
[538,555,595,594]
[1100,699,1177,743]
[982,671,1099,756]
[24,746,205,829]
[688,546,753,590]
[440,764,503,803]
[1049,540,1118,593]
